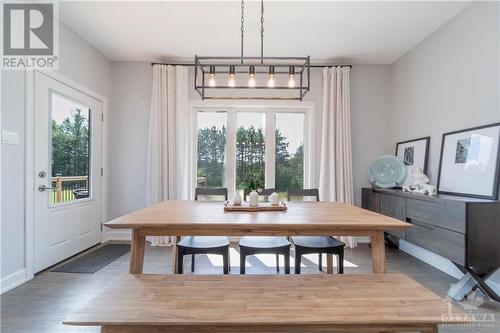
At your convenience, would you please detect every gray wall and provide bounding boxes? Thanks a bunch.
[108,64,392,220]
[1,22,111,281]
[390,1,500,181]
[389,1,500,292]
[109,62,152,218]
[1,71,26,281]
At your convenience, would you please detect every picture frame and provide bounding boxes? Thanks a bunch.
[437,123,500,199]
[395,136,430,186]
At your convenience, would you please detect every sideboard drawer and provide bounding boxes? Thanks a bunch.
[406,199,465,233]
[406,220,465,265]
[380,194,405,220]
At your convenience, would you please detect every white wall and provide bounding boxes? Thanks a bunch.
[389,1,500,293]
[1,22,111,291]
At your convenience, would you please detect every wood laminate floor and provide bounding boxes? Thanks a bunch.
[1,243,499,333]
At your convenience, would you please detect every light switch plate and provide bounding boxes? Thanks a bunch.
[2,130,19,145]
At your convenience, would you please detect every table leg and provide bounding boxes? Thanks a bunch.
[370,231,386,274]
[129,229,145,274]
[172,236,180,274]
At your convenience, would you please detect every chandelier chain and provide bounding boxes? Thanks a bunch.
[241,0,244,64]
[260,0,264,64]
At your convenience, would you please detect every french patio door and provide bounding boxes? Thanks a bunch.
[33,72,102,273]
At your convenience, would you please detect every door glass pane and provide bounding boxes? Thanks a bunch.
[236,113,266,192]
[50,93,91,205]
[197,112,227,189]
[275,113,304,199]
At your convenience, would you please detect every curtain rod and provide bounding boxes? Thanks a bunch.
[150,62,352,68]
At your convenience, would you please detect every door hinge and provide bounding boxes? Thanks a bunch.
[100,223,103,231]
[101,112,104,122]
[101,168,104,176]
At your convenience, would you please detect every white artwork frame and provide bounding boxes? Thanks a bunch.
[395,137,430,187]
[438,123,500,199]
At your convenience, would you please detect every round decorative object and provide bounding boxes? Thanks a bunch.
[368,155,407,188]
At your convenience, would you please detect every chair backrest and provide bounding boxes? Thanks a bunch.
[194,187,228,201]
[287,188,319,202]
[243,188,276,202]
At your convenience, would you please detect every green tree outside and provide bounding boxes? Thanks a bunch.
[51,108,90,177]
[197,125,303,192]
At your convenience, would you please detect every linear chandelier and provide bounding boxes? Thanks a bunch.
[195,0,310,100]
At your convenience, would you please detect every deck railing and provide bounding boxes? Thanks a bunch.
[51,176,89,203]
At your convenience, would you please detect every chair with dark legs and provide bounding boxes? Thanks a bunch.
[288,189,345,275]
[239,188,291,274]
[176,188,230,274]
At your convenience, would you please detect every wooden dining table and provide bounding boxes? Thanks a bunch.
[104,200,412,274]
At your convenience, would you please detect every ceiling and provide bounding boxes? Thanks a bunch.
[59,1,471,64]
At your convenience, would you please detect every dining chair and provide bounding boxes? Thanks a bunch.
[239,188,291,274]
[176,188,230,274]
[288,188,345,274]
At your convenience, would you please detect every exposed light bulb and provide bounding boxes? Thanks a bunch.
[208,65,216,87]
[248,75,256,88]
[228,65,236,87]
[208,74,216,87]
[267,74,275,88]
[248,65,256,88]
[288,65,295,88]
[228,74,236,87]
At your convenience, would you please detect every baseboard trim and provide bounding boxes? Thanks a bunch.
[103,229,132,242]
[1,269,27,294]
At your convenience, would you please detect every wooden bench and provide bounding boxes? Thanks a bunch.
[64,274,469,333]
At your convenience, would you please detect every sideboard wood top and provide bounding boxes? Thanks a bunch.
[365,187,500,203]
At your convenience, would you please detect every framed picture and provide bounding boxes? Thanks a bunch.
[438,123,500,199]
[395,137,430,186]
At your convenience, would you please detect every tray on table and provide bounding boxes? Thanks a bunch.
[223,201,287,212]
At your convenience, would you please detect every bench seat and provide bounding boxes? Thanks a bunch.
[64,274,470,333]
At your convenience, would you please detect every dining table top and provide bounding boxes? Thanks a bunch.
[104,200,411,235]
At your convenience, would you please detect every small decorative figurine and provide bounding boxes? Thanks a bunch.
[422,184,437,196]
[249,190,259,207]
[403,167,436,196]
[410,167,430,188]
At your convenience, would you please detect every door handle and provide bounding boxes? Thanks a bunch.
[38,185,54,192]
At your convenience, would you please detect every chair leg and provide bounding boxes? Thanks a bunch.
[228,247,231,271]
[240,250,246,274]
[223,248,229,274]
[338,248,344,274]
[177,249,184,274]
[276,254,280,272]
[284,249,290,274]
[191,254,195,273]
[327,254,334,274]
[318,253,322,271]
[294,249,301,274]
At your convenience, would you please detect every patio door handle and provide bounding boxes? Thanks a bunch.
[38,185,54,192]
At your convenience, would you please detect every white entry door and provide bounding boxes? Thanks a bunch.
[33,72,102,273]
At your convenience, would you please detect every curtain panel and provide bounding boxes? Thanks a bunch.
[146,65,193,246]
[319,66,356,248]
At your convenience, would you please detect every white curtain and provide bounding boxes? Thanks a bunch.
[319,66,356,248]
[146,65,193,246]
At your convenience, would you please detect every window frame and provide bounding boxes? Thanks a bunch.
[192,101,315,199]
